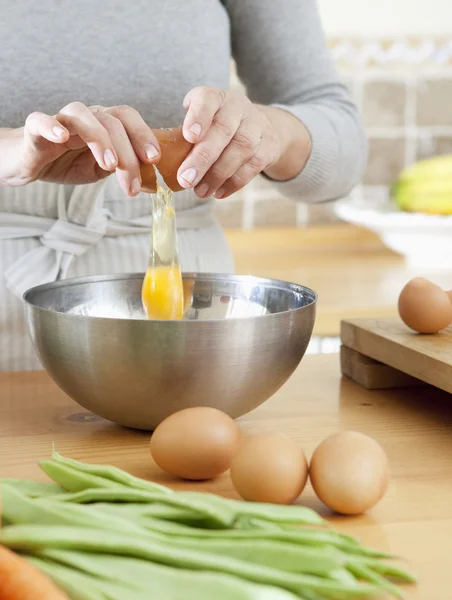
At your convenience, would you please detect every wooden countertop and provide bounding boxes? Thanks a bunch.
[2,354,452,598]
[226,225,452,337]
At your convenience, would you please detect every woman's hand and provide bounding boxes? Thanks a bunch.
[177,87,312,199]
[0,103,160,196]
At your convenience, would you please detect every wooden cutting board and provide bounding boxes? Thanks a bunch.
[340,317,452,393]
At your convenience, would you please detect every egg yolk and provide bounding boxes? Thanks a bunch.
[142,264,184,320]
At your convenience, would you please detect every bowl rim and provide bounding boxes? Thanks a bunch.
[23,272,317,324]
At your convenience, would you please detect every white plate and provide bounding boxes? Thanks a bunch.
[334,194,452,269]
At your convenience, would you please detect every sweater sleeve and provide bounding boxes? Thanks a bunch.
[223,0,367,203]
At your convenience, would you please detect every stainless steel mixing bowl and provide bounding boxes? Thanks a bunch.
[24,273,316,430]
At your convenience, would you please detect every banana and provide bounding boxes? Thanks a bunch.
[397,154,452,184]
[391,154,452,215]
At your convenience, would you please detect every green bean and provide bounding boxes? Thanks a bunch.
[1,524,381,599]
[45,484,234,528]
[217,495,326,527]
[41,459,234,526]
[41,459,237,527]
[54,451,311,527]
[2,485,343,577]
[347,562,404,599]
[3,481,415,594]
[4,485,209,544]
[242,517,392,559]
[56,485,324,530]
[371,561,416,584]
[51,448,172,495]
[53,492,205,525]
[1,451,416,599]
[26,555,114,600]
[32,555,166,600]
[327,569,359,586]
[1,479,65,498]
[91,502,380,557]
[33,455,408,567]
[172,537,342,576]
[347,556,416,584]
[247,518,360,547]
[42,456,326,528]
[108,502,210,525]
[39,549,306,600]
[2,484,141,534]
[8,487,405,586]
[63,497,207,525]
[156,490,326,528]
[107,501,209,524]
[39,460,128,493]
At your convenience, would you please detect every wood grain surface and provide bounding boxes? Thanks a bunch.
[1,355,452,598]
[341,317,452,395]
[226,225,452,337]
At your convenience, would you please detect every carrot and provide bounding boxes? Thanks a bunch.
[0,544,69,600]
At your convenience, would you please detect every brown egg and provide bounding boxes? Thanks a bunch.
[398,277,452,334]
[230,432,308,504]
[447,290,452,304]
[309,431,389,515]
[150,407,241,480]
[140,127,193,193]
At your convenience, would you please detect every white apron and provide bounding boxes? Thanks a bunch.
[0,177,234,371]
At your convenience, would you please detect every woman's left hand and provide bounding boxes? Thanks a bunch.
[177,87,284,199]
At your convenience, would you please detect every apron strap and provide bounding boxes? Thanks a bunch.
[2,180,215,298]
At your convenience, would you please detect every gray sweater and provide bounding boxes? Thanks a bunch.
[0,0,367,203]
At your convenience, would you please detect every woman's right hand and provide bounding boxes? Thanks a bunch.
[0,102,161,197]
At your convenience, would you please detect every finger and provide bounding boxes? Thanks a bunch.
[178,103,243,190]
[194,120,263,198]
[103,105,160,163]
[95,112,141,197]
[182,87,227,143]
[24,112,70,144]
[214,150,270,200]
[56,101,118,172]
[64,135,87,150]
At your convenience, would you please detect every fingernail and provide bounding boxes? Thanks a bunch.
[197,183,210,197]
[145,145,159,160]
[180,167,197,185]
[214,187,225,199]
[131,177,141,195]
[53,126,66,139]
[104,149,116,168]
[189,123,202,137]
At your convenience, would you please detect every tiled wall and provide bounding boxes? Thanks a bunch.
[218,41,452,230]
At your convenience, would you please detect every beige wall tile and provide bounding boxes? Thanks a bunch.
[226,63,452,231]
[213,197,244,229]
[363,138,405,185]
[416,79,452,126]
[362,81,406,128]
[252,197,297,228]
[417,134,452,160]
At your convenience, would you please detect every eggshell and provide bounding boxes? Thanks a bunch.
[447,290,452,304]
[309,431,389,515]
[150,407,241,480]
[230,432,308,504]
[398,277,452,334]
[141,127,193,193]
